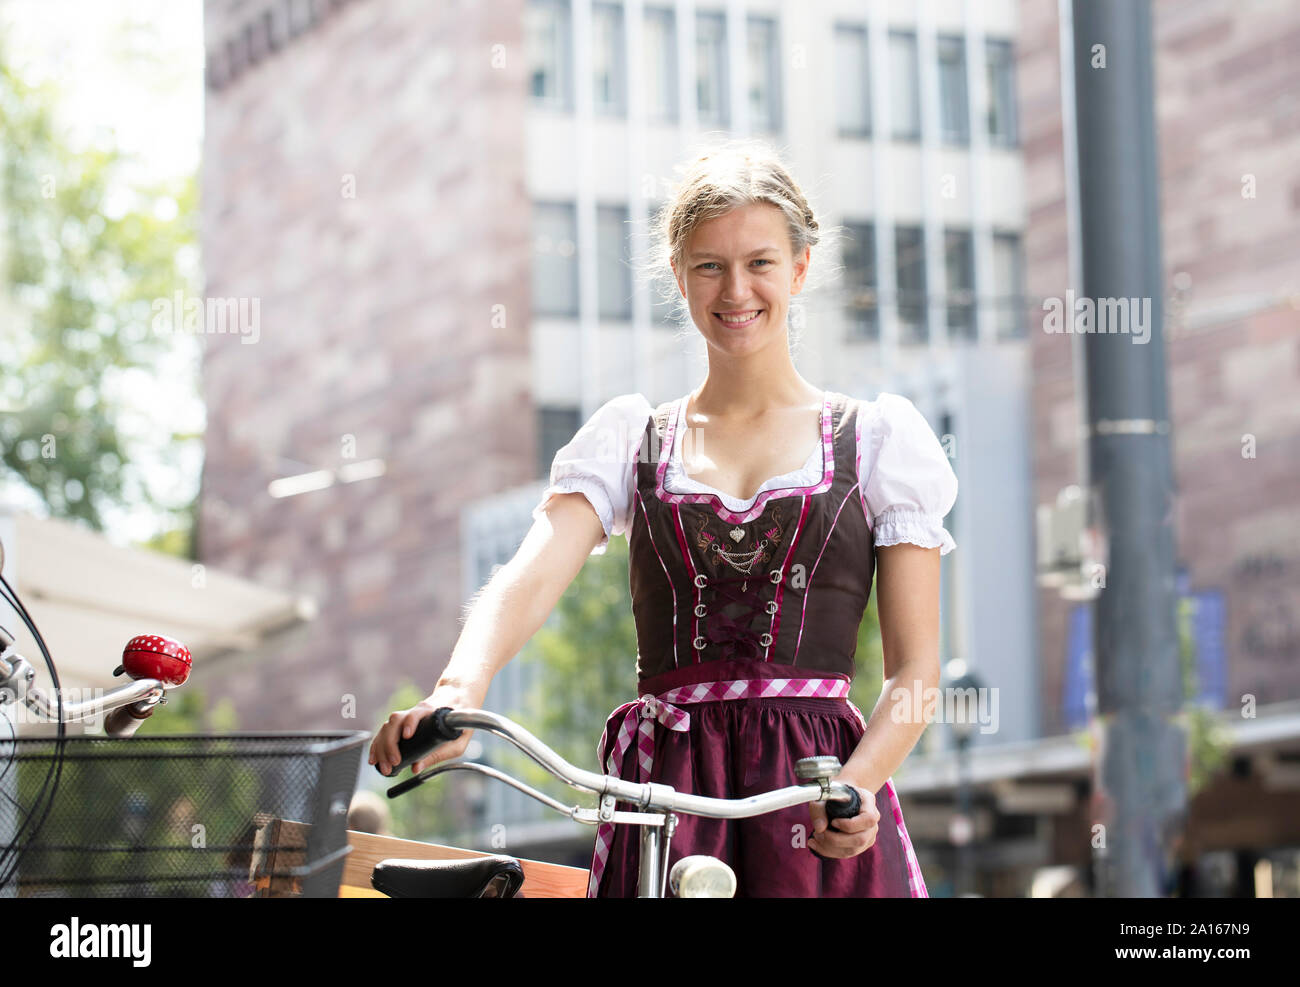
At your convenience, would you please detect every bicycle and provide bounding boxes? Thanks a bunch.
[0,556,364,897]
[370,706,868,898]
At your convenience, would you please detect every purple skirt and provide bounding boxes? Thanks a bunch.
[590,661,922,898]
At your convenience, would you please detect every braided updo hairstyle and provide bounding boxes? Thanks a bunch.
[641,137,843,353]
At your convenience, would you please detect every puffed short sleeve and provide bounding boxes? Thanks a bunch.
[531,393,654,555]
[858,393,958,555]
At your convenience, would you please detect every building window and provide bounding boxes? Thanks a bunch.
[992,232,1025,338]
[597,204,632,321]
[696,11,729,127]
[944,229,975,341]
[986,39,1018,147]
[834,24,870,138]
[841,221,877,340]
[644,7,678,123]
[533,201,578,317]
[937,35,969,146]
[527,0,571,110]
[592,2,625,117]
[895,225,927,344]
[747,16,781,133]
[889,31,920,141]
[538,406,582,479]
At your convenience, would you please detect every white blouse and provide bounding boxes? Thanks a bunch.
[531,392,958,558]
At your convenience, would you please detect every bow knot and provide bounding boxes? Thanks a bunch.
[586,675,863,898]
[637,693,690,733]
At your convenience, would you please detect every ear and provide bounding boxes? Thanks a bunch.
[790,245,811,296]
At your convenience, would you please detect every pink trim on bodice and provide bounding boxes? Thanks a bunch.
[654,392,835,523]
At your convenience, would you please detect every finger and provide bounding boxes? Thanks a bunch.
[808,802,828,835]
[813,825,855,849]
[809,833,850,859]
[386,713,414,767]
[813,824,875,857]
[826,812,871,834]
[861,790,880,820]
[380,718,400,768]
[821,812,877,844]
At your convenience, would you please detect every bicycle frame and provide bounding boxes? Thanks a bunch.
[384,708,859,898]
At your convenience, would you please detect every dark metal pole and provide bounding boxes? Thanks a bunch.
[1069,0,1186,897]
[957,737,972,896]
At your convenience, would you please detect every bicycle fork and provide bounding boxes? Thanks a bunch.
[637,812,678,898]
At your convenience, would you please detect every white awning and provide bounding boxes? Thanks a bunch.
[0,509,316,692]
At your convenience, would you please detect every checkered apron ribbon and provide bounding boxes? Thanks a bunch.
[585,676,928,898]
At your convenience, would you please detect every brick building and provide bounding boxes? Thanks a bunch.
[1007,0,1300,894]
[194,0,1299,893]
[1022,0,1300,737]
[197,0,534,728]
[196,0,1040,877]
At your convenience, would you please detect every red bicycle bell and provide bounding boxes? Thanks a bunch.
[120,634,192,685]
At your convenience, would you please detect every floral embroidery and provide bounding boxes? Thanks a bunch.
[693,504,786,576]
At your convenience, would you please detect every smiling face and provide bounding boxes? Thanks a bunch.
[671,201,810,357]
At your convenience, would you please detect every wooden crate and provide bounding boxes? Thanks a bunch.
[340,830,589,898]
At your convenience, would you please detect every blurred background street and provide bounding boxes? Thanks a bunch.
[1,0,1297,896]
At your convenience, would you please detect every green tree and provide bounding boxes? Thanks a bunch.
[132,686,240,736]
[0,40,199,541]
[1177,596,1231,796]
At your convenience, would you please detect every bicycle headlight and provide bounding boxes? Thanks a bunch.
[669,855,737,898]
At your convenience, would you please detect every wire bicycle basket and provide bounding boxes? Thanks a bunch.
[0,731,368,898]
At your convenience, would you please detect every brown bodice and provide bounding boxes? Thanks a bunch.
[627,391,874,682]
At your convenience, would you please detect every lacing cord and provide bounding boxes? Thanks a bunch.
[693,571,776,661]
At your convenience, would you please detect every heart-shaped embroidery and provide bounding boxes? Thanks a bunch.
[729,527,745,542]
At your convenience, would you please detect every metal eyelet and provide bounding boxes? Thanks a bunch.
[694,574,708,588]
[694,603,707,618]
[759,633,773,647]
[765,600,778,615]
[692,636,707,650]
[769,569,783,584]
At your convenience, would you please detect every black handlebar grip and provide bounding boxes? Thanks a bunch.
[826,784,862,824]
[809,785,865,861]
[382,707,464,776]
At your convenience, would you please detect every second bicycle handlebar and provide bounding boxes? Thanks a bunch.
[384,706,863,822]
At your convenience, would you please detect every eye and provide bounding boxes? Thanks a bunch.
[697,259,774,270]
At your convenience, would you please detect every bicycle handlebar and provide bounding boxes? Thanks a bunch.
[390,706,463,775]
[385,707,864,823]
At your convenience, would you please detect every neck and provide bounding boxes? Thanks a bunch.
[691,351,821,417]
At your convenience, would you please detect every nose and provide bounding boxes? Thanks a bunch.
[719,265,756,306]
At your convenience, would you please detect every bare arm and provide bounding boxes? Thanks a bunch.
[369,490,607,775]
[840,542,944,793]
[809,542,943,857]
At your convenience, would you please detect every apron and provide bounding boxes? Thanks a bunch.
[587,391,928,898]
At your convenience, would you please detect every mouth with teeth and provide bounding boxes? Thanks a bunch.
[714,310,764,327]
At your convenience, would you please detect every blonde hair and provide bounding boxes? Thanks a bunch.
[640,137,844,354]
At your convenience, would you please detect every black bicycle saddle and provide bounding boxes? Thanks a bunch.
[370,855,525,898]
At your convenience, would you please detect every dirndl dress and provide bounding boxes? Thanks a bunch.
[535,388,958,898]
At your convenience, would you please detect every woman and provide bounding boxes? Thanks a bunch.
[370,142,957,897]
